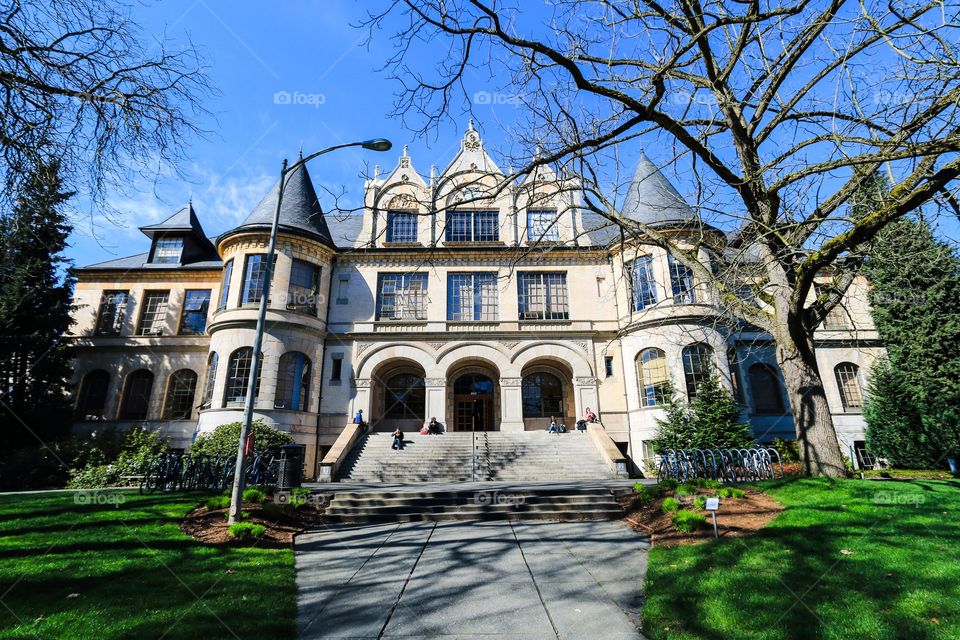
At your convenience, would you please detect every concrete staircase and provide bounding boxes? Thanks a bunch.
[337,431,619,483]
[317,485,629,524]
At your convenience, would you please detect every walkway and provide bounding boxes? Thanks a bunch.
[296,519,649,639]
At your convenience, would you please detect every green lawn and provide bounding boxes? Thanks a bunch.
[643,478,960,640]
[0,491,294,639]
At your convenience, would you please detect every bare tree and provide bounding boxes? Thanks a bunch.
[365,0,960,476]
[0,0,212,215]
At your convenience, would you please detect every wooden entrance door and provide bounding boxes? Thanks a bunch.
[452,373,495,431]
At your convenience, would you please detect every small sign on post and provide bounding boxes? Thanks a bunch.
[705,497,720,538]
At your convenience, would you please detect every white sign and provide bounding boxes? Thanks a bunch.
[705,497,720,511]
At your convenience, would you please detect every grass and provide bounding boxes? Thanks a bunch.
[860,469,956,480]
[0,490,295,639]
[643,477,960,640]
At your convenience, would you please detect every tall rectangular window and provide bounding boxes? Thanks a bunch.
[95,290,129,336]
[668,254,696,304]
[241,254,273,305]
[386,211,418,243]
[517,272,569,320]
[151,237,183,264]
[136,291,170,336]
[287,259,321,315]
[630,256,658,310]
[445,210,498,242]
[526,210,559,242]
[330,354,343,381]
[376,273,429,320]
[217,259,233,311]
[179,290,211,335]
[448,273,498,321]
[336,275,349,304]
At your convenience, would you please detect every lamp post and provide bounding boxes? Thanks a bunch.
[228,138,392,524]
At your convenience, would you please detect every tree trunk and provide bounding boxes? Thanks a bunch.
[775,329,847,477]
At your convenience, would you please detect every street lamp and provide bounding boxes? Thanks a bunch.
[228,138,392,524]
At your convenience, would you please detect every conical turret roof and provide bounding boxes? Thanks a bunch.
[227,161,334,246]
[621,152,696,227]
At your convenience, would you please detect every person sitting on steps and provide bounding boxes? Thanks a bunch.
[428,417,442,435]
[391,427,405,450]
[584,407,598,423]
[547,416,562,434]
[353,409,367,433]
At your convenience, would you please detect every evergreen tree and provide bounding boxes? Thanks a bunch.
[0,159,75,448]
[652,377,756,451]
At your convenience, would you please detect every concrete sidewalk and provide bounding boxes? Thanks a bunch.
[296,519,649,639]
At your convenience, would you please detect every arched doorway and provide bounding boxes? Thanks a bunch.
[452,372,496,432]
[371,360,426,432]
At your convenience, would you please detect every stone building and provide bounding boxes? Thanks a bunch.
[67,124,885,476]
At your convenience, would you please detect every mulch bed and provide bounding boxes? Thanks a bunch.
[180,502,325,548]
[620,486,784,547]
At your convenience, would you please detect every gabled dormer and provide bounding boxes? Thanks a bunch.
[139,203,218,267]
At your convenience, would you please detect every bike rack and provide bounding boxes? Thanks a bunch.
[655,446,783,483]
[140,452,280,494]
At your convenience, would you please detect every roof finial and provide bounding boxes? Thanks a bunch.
[467,118,475,131]
[402,144,409,157]
[373,164,381,180]
[298,142,303,160]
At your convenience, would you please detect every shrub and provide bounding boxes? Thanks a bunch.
[289,486,313,509]
[228,522,266,541]
[693,495,707,510]
[676,483,698,497]
[661,497,680,513]
[771,438,800,463]
[672,509,708,533]
[261,502,283,520]
[658,478,678,490]
[223,510,250,520]
[632,484,662,505]
[652,377,756,452]
[242,487,266,504]
[695,478,723,489]
[259,484,278,497]
[205,495,229,510]
[190,420,292,458]
[67,425,169,488]
[717,487,745,499]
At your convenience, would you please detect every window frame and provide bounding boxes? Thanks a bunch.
[526,209,559,242]
[630,256,658,311]
[217,259,234,311]
[178,289,211,335]
[200,352,218,409]
[748,363,786,414]
[118,370,154,420]
[668,254,697,304]
[517,272,569,321]
[834,362,863,412]
[385,210,418,243]
[223,347,262,406]
[76,370,110,420]
[376,273,429,321]
[163,369,198,420]
[275,352,311,411]
[447,272,499,321]
[287,258,321,315]
[151,236,184,264]
[445,210,499,242]
[637,348,670,407]
[681,343,714,400]
[94,290,129,336]
[135,290,170,336]
[521,372,565,418]
[240,253,274,306]
[383,373,426,420]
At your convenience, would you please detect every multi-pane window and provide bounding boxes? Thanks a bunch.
[119,370,153,420]
[330,355,343,382]
[630,256,658,310]
[241,254,273,305]
[179,290,211,335]
[136,291,170,336]
[287,259,321,315]
[376,273,429,320]
[681,343,713,400]
[384,373,425,419]
[517,272,569,320]
[749,363,785,414]
[668,254,696,304]
[447,273,498,321]
[163,370,198,420]
[386,211,418,243]
[275,352,311,411]
[224,347,262,406]
[152,237,183,263]
[815,284,850,329]
[95,290,129,336]
[200,352,218,409]
[835,363,863,412]
[527,210,559,242]
[522,372,564,418]
[217,259,233,311]
[638,348,670,407]
[445,210,498,242]
[76,370,110,420]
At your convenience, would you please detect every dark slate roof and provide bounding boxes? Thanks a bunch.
[223,162,334,246]
[139,203,203,237]
[621,152,696,227]
[78,253,222,271]
[326,213,364,248]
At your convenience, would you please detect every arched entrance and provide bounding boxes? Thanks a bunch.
[371,359,426,432]
[452,372,496,432]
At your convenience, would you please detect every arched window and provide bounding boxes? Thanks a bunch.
[224,347,261,406]
[163,370,198,420]
[522,372,564,418]
[834,363,863,412]
[119,370,154,420]
[748,363,785,414]
[637,348,669,407]
[76,370,110,420]
[383,373,425,419]
[275,352,311,411]
[681,343,713,400]
[200,352,218,409]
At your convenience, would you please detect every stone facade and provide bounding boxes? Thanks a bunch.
[67,125,885,476]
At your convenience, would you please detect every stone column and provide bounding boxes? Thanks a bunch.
[574,376,600,421]
[351,378,372,421]
[424,377,446,430]
[499,377,525,431]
